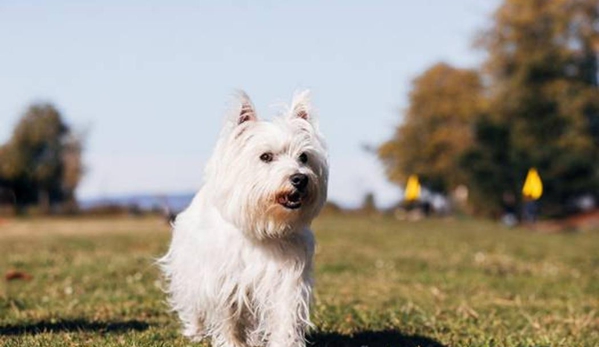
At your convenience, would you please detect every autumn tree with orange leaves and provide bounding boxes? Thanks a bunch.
[379,63,485,194]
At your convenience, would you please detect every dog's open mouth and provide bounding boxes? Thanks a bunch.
[277,191,304,210]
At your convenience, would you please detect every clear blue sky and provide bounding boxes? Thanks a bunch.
[0,0,499,208]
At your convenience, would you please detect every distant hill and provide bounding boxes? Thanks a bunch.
[79,192,195,213]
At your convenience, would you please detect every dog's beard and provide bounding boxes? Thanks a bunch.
[244,188,319,240]
[213,183,318,241]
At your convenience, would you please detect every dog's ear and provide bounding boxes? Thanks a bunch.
[289,90,314,123]
[233,90,258,126]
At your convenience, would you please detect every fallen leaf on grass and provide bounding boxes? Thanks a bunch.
[5,270,33,281]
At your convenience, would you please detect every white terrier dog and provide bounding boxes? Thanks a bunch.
[159,91,328,347]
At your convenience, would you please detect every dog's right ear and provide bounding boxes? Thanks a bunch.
[289,90,314,124]
[233,90,258,125]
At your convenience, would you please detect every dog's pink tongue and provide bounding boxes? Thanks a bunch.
[277,195,288,205]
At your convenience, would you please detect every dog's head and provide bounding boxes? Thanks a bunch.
[205,90,329,239]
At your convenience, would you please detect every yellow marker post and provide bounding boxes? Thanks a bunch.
[522,168,543,200]
[404,175,421,202]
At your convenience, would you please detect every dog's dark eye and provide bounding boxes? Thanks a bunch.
[260,152,274,163]
[299,152,308,164]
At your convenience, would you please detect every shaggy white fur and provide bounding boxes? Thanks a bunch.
[159,90,328,347]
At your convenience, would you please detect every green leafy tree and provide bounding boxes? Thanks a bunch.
[460,118,519,217]
[379,63,485,193]
[0,103,84,213]
[60,131,85,213]
[464,0,599,216]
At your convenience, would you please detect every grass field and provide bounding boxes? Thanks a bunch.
[1,214,598,347]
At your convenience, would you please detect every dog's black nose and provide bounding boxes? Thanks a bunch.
[290,173,308,190]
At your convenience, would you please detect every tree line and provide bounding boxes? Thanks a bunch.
[0,103,84,214]
[379,0,599,217]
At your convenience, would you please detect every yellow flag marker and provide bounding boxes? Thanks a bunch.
[404,175,421,201]
[522,168,543,200]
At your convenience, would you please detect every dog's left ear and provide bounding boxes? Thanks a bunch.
[235,91,258,125]
[224,91,258,135]
[289,90,314,123]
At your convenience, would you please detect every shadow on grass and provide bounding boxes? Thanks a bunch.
[0,319,150,336]
[309,330,446,347]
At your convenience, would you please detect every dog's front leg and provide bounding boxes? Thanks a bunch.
[211,302,251,347]
[266,280,312,347]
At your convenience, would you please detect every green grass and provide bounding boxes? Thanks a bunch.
[1,215,598,346]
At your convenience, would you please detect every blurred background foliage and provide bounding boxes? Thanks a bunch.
[380,0,599,217]
[0,104,84,214]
